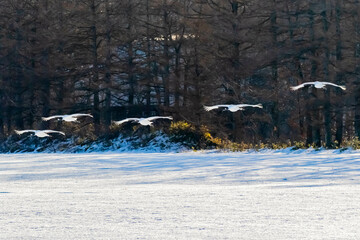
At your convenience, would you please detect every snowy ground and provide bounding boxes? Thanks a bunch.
[1,149,360,239]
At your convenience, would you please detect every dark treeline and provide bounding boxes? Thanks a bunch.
[1,0,360,147]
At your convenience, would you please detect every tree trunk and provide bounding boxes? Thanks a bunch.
[162,0,170,107]
[334,1,343,146]
[354,1,360,139]
[271,7,280,140]
[174,44,182,114]
[104,0,112,128]
[145,0,152,115]
[90,0,100,133]
[321,0,332,148]
[309,7,321,147]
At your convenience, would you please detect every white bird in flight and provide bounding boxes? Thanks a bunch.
[15,130,65,138]
[113,116,173,126]
[204,104,263,112]
[290,81,346,91]
[42,113,93,122]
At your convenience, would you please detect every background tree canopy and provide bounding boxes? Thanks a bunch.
[1,0,360,147]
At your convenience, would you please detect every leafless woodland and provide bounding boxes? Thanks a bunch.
[1,0,360,147]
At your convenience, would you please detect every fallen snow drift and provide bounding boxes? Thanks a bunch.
[0,132,187,153]
[1,150,360,239]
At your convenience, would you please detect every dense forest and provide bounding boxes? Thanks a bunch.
[1,0,360,148]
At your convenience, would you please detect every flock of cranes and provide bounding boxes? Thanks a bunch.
[14,81,346,139]
[15,114,174,138]
[15,114,94,138]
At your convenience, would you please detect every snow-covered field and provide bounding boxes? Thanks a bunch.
[1,149,360,239]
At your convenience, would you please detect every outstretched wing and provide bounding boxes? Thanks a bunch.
[113,118,140,125]
[62,113,94,122]
[43,130,65,136]
[70,113,94,119]
[203,105,229,111]
[146,116,173,122]
[324,82,346,90]
[253,103,263,108]
[290,82,314,91]
[237,104,263,109]
[42,115,64,121]
[15,130,35,135]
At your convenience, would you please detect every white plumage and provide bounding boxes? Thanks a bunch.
[15,130,65,138]
[113,116,173,126]
[290,81,346,91]
[42,113,93,122]
[204,104,263,112]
